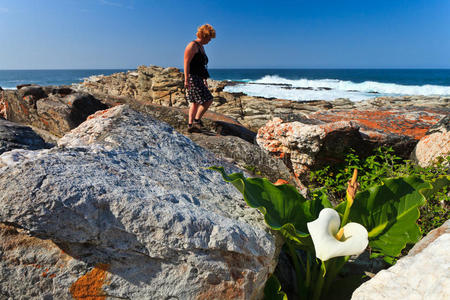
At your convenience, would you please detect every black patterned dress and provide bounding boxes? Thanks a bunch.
[186,41,213,104]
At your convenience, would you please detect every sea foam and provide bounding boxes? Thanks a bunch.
[224,75,450,102]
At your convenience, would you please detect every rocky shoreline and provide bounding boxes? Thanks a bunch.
[75,66,449,180]
[0,65,449,299]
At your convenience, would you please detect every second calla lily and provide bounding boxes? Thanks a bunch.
[307,208,368,261]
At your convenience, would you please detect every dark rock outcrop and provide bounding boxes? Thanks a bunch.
[1,85,108,137]
[0,119,50,155]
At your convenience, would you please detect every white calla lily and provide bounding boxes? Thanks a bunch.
[307,208,368,261]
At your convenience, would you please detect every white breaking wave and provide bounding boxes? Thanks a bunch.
[83,74,105,82]
[224,75,450,102]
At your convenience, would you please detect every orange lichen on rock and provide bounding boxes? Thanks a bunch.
[197,279,245,300]
[19,103,29,116]
[70,263,109,300]
[42,269,49,277]
[87,108,111,120]
[40,118,49,127]
[312,109,441,140]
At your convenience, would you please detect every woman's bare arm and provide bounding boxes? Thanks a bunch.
[184,42,196,89]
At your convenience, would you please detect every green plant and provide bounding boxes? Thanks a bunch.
[211,166,438,299]
[309,148,449,236]
[264,274,288,300]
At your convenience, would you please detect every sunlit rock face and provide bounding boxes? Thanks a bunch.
[309,107,448,156]
[256,117,364,178]
[79,65,186,107]
[0,105,280,299]
[352,220,450,300]
[256,104,449,181]
[411,115,450,167]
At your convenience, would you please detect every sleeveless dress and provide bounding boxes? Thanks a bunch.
[186,41,213,104]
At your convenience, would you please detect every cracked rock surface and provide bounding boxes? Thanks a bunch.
[0,105,279,299]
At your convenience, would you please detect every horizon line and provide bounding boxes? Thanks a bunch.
[1,67,450,71]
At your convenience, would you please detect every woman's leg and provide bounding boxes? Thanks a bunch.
[194,100,213,120]
[189,102,199,124]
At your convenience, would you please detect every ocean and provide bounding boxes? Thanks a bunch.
[1,69,449,102]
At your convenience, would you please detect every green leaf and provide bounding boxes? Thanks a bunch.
[210,167,331,249]
[336,176,431,257]
[263,274,288,300]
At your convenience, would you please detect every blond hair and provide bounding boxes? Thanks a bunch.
[196,24,216,39]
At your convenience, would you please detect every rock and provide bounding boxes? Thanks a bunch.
[411,115,450,167]
[77,67,450,134]
[83,93,297,185]
[78,65,186,107]
[189,134,295,185]
[2,85,108,137]
[0,119,50,155]
[0,105,280,299]
[352,220,450,300]
[309,108,448,156]
[256,106,449,179]
[256,117,365,178]
[0,223,86,299]
[0,89,6,119]
[0,148,45,168]
[75,65,448,181]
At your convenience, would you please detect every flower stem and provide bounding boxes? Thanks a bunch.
[341,199,352,227]
[305,253,311,288]
[312,261,327,300]
[286,241,305,299]
[322,256,349,295]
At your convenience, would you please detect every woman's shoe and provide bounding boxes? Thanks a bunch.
[187,124,195,133]
[194,119,205,130]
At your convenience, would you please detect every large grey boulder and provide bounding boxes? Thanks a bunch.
[85,93,297,186]
[0,105,279,299]
[352,220,450,299]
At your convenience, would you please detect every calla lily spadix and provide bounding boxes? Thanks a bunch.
[307,208,368,261]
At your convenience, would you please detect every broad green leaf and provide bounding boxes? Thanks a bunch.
[336,176,431,257]
[211,167,331,249]
[263,274,288,300]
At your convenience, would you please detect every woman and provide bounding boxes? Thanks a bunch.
[184,24,216,133]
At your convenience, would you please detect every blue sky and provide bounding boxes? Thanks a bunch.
[0,0,448,69]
